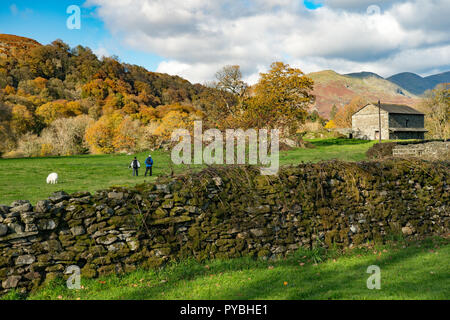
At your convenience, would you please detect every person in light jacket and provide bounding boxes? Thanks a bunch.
[129,157,141,176]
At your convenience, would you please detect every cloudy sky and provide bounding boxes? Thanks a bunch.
[1,0,449,84]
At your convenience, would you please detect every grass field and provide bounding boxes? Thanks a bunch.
[0,138,377,205]
[1,138,447,301]
[2,237,448,300]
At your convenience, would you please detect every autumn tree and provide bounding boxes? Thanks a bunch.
[151,107,202,139]
[81,79,108,100]
[244,62,315,135]
[215,65,247,96]
[40,115,94,156]
[134,80,160,107]
[85,112,123,154]
[334,96,368,128]
[67,45,102,84]
[419,83,449,140]
[121,95,140,115]
[0,104,14,155]
[213,65,248,116]
[112,117,145,152]
[26,40,70,80]
[13,133,42,157]
[17,77,48,96]
[36,100,84,124]
[11,104,35,135]
[195,86,237,129]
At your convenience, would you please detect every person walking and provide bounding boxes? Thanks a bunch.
[145,154,153,177]
[129,157,141,176]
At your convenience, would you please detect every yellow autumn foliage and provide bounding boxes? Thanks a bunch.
[324,120,336,129]
[36,100,84,124]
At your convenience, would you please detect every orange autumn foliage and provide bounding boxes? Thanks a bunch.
[244,62,314,134]
[84,112,123,154]
[333,96,368,128]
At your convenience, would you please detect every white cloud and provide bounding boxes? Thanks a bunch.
[9,3,33,17]
[86,0,450,83]
[324,0,403,11]
[93,47,110,59]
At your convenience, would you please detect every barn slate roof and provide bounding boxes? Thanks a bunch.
[377,103,424,115]
[353,103,424,116]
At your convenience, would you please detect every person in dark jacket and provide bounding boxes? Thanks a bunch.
[145,154,153,176]
[129,157,141,176]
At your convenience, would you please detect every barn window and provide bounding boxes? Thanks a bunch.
[405,119,409,128]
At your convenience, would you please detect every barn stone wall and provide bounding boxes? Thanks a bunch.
[389,114,424,129]
[352,105,426,141]
[1,160,449,295]
[352,105,389,140]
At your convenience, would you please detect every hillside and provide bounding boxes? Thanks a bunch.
[0,34,41,58]
[308,70,419,118]
[0,34,445,155]
[387,71,450,95]
[0,34,229,158]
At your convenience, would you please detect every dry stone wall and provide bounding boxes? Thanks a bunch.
[1,159,449,294]
[392,141,449,160]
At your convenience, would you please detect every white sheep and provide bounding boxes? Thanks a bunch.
[46,173,58,184]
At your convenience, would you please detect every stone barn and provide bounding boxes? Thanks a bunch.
[352,103,427,140]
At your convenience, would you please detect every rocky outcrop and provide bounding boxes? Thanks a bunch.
[0,159,449,294]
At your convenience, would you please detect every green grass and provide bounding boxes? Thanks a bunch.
[0,150,198,205]
[4,237,448,300]
[1,139,447,300]
[0,138,377,205]
[280,138,376,165]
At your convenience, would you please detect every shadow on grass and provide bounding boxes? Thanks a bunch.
[118,238,448,300]
[21,238,448,300]
[309,139,374,147]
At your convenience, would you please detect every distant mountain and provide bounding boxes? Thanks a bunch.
[345,70,450,96]
[387,71,450,95]
[307,70,419,118]
[345,71,383,79]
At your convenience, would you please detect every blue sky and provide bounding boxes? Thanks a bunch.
[0,1,448,83]
[0,0,324,74]
[0,0,164,71]
[304,1,323,10]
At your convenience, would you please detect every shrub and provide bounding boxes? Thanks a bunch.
[324,120,336,129]
[40,115,94,156]
[14,133,42,157]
